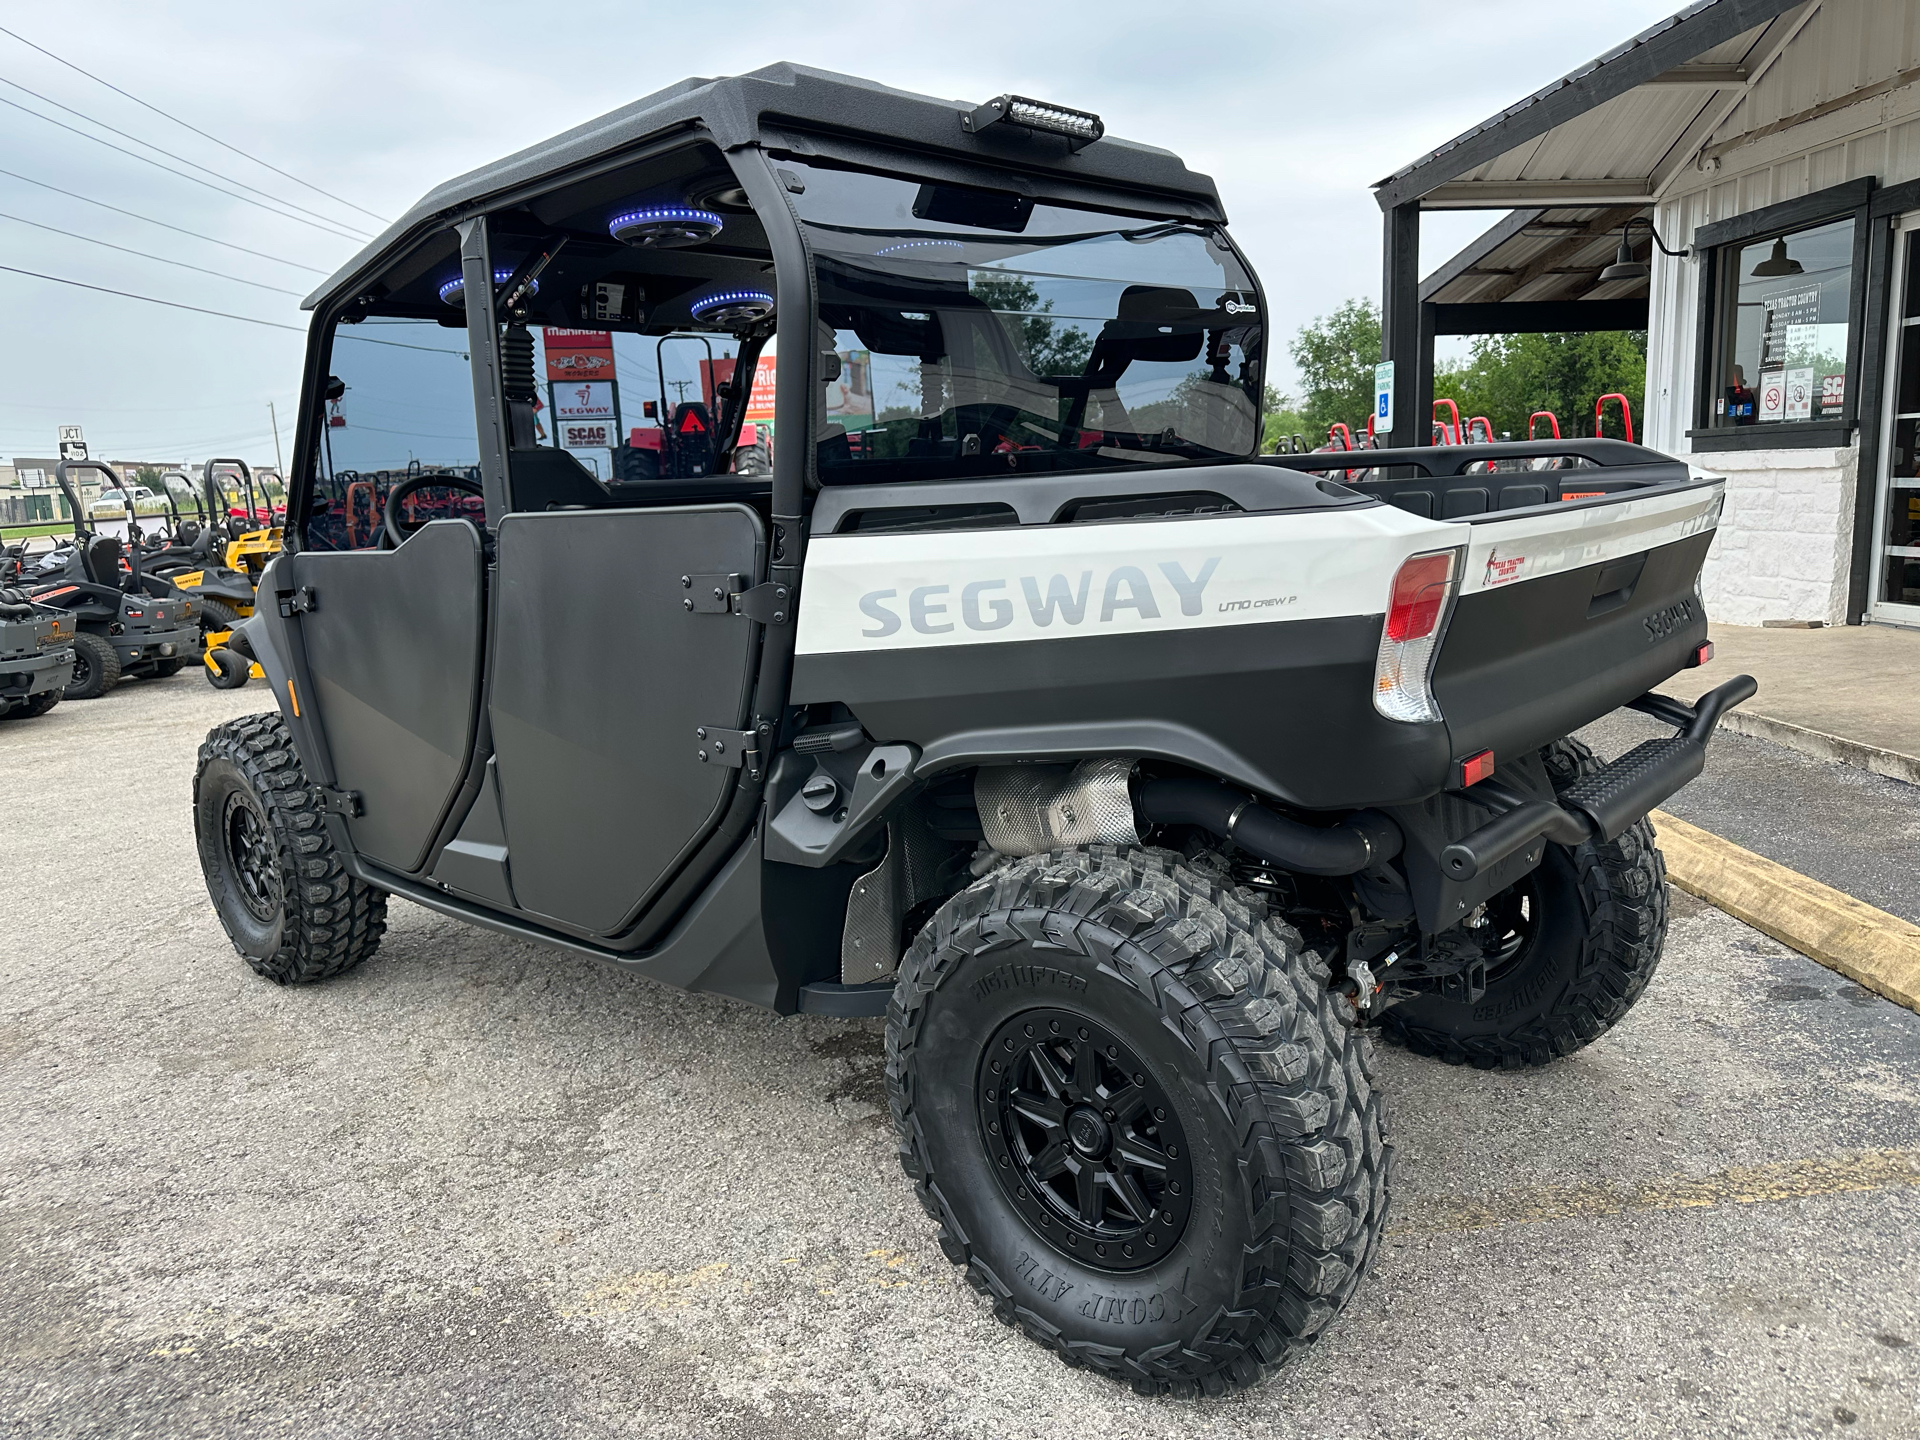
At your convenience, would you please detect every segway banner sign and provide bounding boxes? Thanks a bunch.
[553,381,614,420]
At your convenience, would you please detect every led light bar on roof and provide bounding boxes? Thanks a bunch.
[963,94,1104,151]
[439,269,536,306]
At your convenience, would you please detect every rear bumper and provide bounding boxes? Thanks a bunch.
[115,623,199,662]
[2,647,75,698]
[1441,674,1756,881]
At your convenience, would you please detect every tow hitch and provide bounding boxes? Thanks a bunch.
[1440,674,1757,882]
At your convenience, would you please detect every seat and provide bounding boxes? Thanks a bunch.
[83,534,124,588]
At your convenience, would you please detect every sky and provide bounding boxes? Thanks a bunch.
[0,0,1690,469]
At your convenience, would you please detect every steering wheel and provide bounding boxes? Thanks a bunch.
[382,474,486,549]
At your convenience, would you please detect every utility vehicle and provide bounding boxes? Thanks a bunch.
[26,462,200,699]
[194,66,1752,1398]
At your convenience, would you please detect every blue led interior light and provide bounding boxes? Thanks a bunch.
[688,288,776,325]
[439,268,537,306]
[607,206,725,248]
[874,239,967,256]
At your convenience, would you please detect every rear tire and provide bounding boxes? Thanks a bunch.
[194,711,387,984]
[8,687,63,719]
[64,632,120,699]
[1378,737,1668,1069]
[887,845,1390,1396]
[197,597,240,633]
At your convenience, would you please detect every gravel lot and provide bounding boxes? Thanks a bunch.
[4,678,1919,1439]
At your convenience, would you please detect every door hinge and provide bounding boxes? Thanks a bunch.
[731,581,791,624]
[694,723,769,776]
[319,786,362,817]
[678,574,791,624]
[278,586,317,617]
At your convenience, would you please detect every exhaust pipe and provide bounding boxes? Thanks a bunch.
[1134,777,1402,877]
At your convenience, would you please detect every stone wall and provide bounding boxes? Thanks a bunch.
[1693,445,1859,626]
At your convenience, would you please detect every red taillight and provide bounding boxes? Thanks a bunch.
[1459,749,1496,787]
[1690,641,1714,667]
[1385,554,1453,642]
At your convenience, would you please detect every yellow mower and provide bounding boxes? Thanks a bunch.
[144,459,282,688]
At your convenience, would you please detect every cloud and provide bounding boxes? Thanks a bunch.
[0,0,1683,459]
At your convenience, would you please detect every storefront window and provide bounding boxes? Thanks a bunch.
[1710,216,1854,429]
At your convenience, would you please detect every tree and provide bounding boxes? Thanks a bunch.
[1261,383,1306,452]
[969,273,1092,377]
[1434,330,1648,440]
[1290,298,1381,442]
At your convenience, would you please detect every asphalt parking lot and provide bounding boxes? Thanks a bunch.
[4,679,1919,1439]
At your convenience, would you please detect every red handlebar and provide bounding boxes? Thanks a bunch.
[1528,410,1562,440]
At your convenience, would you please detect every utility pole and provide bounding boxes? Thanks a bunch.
[268,401,285,478]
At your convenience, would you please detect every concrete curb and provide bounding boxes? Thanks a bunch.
[1652,809,1920,1014]
[1718,708,1920,787]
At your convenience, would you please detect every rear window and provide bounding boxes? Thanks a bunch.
[783,160,1263,486]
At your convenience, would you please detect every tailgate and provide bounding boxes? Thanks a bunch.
[1431,479,1723,767]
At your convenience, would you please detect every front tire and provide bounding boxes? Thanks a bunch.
[1379,737,1668,1069]
[886,846,1390,1397]
[64,632,120,699]
[194,712,387,984]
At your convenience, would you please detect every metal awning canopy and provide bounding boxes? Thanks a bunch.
[1370,0,1815,446]
[1376,0,1808,212]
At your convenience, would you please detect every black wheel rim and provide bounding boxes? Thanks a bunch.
[70,648,91,689]
[1469,869,1540,986]
[223,792,279,923]
[977,1008,1193,1272]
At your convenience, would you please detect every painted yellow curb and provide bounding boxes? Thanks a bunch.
[1652,809,1920,1013]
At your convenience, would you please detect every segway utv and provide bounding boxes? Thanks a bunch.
[195,65,1752,1397]
[0,585,74,719]
[28,461,199,698]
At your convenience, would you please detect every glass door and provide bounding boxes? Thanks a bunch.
[1871,215,1920,623]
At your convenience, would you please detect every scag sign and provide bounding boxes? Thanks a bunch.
[560,422,613,448]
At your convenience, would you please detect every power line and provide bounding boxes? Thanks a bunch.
[0,72,374,238]
[0,210,302,295]
[0,24,390,227]
[0,165,328,273]
[0,92,368,243]
[0,262,304,329]
[0,264,467,355]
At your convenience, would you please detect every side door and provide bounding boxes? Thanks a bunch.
[486,503,764,937]
[288,520,486,874]
[289,311,489,876]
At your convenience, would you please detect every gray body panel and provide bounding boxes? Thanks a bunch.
[487,505,762,937]
[287,521,486,873]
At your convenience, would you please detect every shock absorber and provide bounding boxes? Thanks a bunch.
[500,323,539,448]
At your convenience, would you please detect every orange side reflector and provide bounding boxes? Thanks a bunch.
[287,679,301,717]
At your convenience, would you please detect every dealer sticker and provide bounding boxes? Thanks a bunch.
[1483,549,1528,587]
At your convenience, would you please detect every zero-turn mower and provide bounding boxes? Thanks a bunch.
[23,460,200,699]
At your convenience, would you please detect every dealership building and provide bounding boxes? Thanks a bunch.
[1375,0,1920,629]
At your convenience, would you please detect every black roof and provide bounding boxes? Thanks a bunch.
[304,64,1224,311]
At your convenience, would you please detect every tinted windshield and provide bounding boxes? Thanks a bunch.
[784,160,1263,485]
